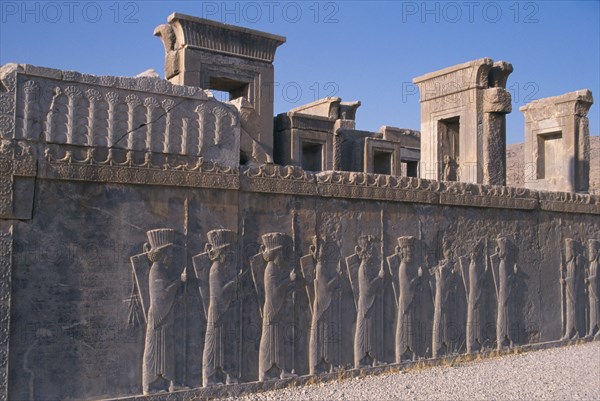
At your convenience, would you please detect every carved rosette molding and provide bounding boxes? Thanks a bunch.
[0,67,17,140]
[0,156,12,218]
[0,226,12,401]
[0,140,36,219]
[0,142,597,214]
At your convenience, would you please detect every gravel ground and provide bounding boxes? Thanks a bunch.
[226,341,600,401]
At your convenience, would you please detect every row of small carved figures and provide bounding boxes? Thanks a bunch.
[132,229,599,391]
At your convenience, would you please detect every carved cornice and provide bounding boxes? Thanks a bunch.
[538,190,600,215]
[241,164,317,196]
[316,171,439,204]
[2,143,598,214]
[168,13,286,63]
[439,181,538,210]
[39,146,239,190]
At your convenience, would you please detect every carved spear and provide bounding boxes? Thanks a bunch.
[291,209,298,374]
[559,219,565,338]
[487,237,497,297]
[238,216,245,379]
[182,196,189,384]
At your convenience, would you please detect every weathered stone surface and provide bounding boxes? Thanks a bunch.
[0,63,241,167]
[520,90,594,193]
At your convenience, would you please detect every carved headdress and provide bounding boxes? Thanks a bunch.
[397,236,416,248]
[147,228,175,250]
[206,229,236,252]
[496,236,507,251]
[261,232,287,252]
[146,228,176,263]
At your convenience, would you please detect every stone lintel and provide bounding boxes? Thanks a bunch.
[167,13,286,63]
[412,58,494,102]
[288,97,342,119]
[275,112,336,133]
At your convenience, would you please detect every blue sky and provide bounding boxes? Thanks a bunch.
[1,1,599,144]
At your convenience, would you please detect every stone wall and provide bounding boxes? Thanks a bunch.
[1,65,599,401]
[1,149,599,400]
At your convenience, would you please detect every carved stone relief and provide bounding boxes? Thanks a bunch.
[429,237,457,358]
[130,229,187,395]
[1,67,241,169]
[192,229,241,387]
[251,232,297,381]
[490,237,518,349]
[0,59,599,401]
[301,235,343,375]
[587,239,600,338]
[346,234,385,368]
[561,238,587,340]
[458,239,489,353]
[387,236,423,362]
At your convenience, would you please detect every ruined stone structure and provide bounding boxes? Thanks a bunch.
[154,13,285,160]
[413,58,513,185]
[0,13,598,401]
[521,90,593,193]
[274,97,420,177]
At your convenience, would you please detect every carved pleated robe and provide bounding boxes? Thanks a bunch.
[143,262,179,391]
[203,261,237,385]
[432,261,452,357]
[588,258,599,336]
[564,257,580,338]
[309,260,339,373]
[466,259,484,351]
[354,256,381,367]
[396,260,419,361]
[496,258,512,344]
[258,262,288,380]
